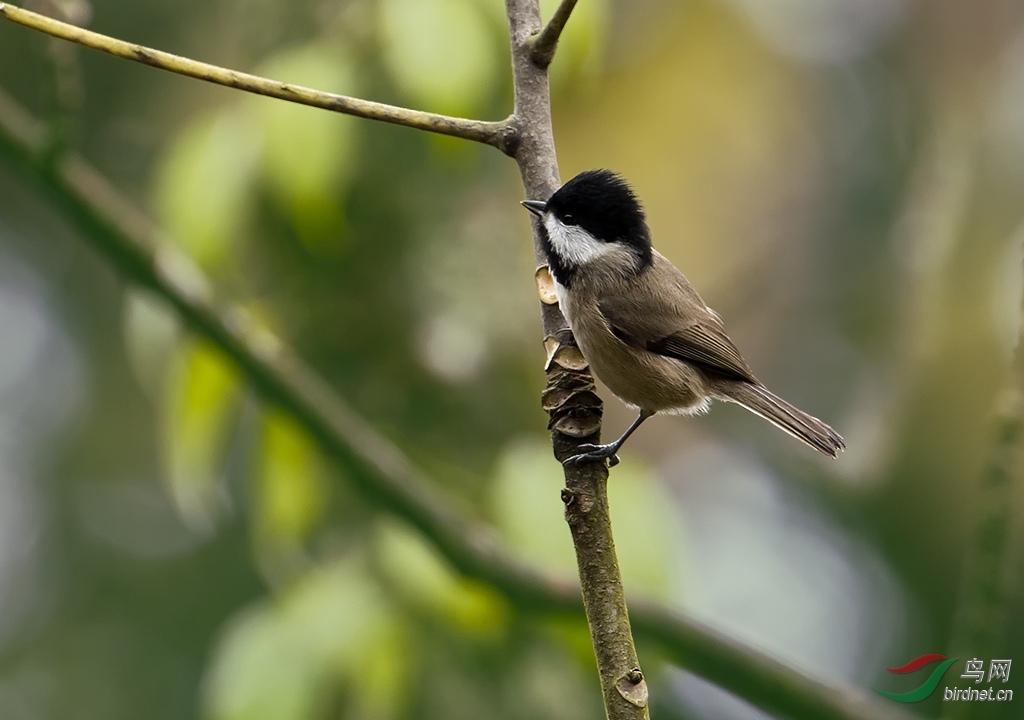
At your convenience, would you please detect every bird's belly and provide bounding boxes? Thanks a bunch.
[566,301,710,414]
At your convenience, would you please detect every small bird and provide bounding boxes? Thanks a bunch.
[522,169,844,466]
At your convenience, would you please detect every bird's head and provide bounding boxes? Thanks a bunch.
[522,169,652,287]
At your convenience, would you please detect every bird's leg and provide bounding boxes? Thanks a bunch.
[565,409,653,467]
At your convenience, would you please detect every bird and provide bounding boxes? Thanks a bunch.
[521,169,844,466]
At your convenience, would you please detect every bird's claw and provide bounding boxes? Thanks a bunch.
[564,444,621,468]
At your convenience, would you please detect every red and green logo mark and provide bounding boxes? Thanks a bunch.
[872,654,959,702]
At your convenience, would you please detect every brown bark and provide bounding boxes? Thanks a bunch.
[504,2,648,717]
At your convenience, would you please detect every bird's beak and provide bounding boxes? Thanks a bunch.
[521,200,547,217]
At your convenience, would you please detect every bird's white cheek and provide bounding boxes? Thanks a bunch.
[544,216,612,265]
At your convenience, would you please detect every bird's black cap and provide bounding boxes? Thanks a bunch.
[526,170,653,287]
[548,168,651,256]
[546,170,650,253]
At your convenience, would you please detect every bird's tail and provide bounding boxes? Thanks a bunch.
[718,382,845,458]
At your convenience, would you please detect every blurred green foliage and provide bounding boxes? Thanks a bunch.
[0,0,1023,719]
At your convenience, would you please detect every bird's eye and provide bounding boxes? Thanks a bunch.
[562,213,577,226]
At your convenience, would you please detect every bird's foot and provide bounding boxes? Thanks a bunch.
[564,443,621,468]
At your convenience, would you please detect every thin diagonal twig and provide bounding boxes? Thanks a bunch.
[0,3,519,155]
[528,0,578,68]
[0,86,915,720]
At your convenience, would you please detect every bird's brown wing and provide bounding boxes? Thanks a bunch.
[648,324,755,382]
[597,294,756,383]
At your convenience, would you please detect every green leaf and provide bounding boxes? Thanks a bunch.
[153,109,261,270]
[161,341,242,534]
[606,452,681,599]
[348,622,412,720]
[376,518,507,636]
[253,45,357,252]
[254,409,328,549]
[203,605,318,720]
[491,439,578,577]
[122,288,181,401]
[492,438,683,599]
[379,0,500,116]
[204,559,405,720]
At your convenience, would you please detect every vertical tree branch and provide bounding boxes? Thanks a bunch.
[505,2,649,718]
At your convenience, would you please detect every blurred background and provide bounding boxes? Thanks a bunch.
[0,0,1023,718]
